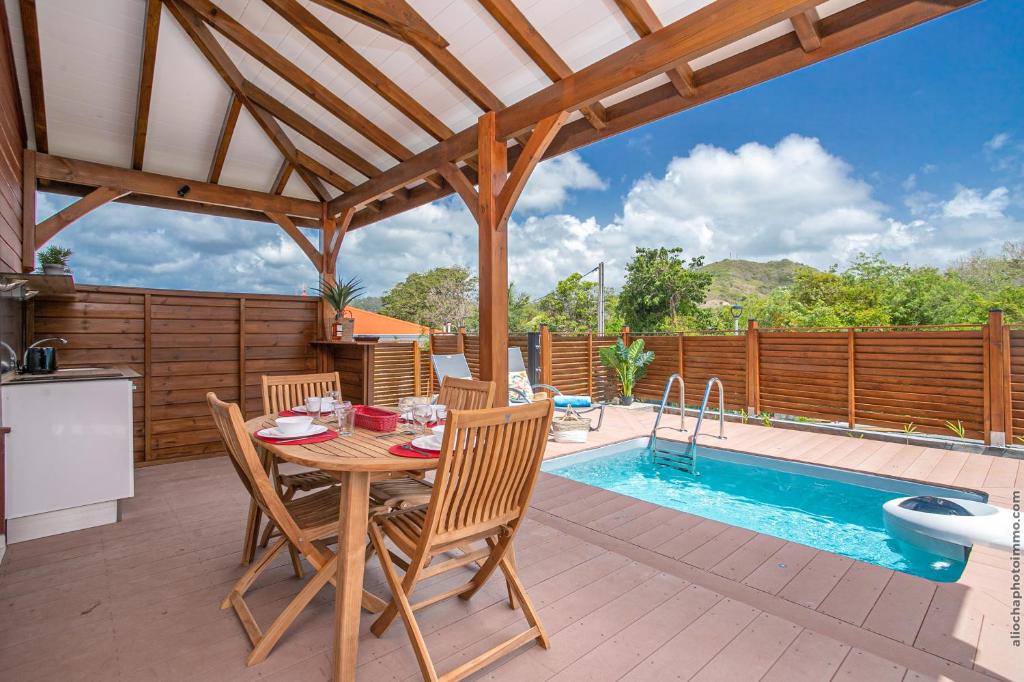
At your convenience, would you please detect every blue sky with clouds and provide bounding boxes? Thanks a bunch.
[40,0,1024,298]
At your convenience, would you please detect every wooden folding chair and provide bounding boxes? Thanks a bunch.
[241,372,343,565]
[208,392,383,666]
[368,377,495,511]
[368,400,555,682]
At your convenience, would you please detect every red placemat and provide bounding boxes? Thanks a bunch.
[388,442,440,459]
[280,409,332,417]
[256,430,338,445]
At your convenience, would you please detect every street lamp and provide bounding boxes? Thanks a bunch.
[582,262,606,335]
[730,304,743,335]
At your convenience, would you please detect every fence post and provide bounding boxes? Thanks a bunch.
[985,309,1009,446]
[587,331,594,398]
[456,326,466,354]
[847,327,856,429]
[539,324,553,386]
[621,326,631,346]
[412,341,421,396]
[745,320,759,416]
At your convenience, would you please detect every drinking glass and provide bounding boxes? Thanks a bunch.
[335,402,355,436]
[325,390,339,411]
[434,404,447,423]
[305,396,323,414]
[412,403,433,434]
[398,397,417,433]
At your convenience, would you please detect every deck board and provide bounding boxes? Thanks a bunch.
[0,409,1018,681]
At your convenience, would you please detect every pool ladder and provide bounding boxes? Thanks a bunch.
[648,374,726,475]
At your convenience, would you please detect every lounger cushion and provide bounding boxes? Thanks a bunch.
[553,395,592,408]
[508,370,534,402]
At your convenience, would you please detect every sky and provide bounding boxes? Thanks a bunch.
[40,0,1024,298]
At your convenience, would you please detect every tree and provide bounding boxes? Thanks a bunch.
[535,273,596,333]
[380,267,477,330]
[617,247,712,331]
[508,283,539,331]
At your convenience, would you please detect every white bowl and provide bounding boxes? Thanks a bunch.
[276,415,314,435]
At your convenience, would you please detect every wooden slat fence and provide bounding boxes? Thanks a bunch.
[428,314,1020,444]
[32,290,1024,467]
[33,284,317,465]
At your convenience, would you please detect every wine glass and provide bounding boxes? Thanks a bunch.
[398,397,415,433]
[412,403,433,434]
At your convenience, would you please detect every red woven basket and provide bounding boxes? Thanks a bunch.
[354,405,399,432]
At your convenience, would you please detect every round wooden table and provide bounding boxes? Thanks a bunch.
[245,412,436,682]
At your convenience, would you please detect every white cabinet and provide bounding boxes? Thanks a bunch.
[3,375,135,542]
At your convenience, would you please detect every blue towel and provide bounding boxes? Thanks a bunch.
[553,395,592,408]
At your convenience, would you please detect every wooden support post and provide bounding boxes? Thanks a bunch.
[239,297,247,416]
[143,293,153,462]
[621,327,631,346]
[21,149,35,272]
[539,324,552,387]
[456,327,466,354]
[984,309,1008,446]
[745,320,759,416]
[476,112,510,405]
[847,327,856,429]
[586,331,594,399]
[412,341,421,396]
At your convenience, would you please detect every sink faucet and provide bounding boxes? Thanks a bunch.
[22,337,68,368]
[28,337,68,349]
[0,341,17,372]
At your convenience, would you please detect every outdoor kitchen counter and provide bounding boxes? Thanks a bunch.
[1,365,140,385]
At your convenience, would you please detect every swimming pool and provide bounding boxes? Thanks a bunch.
[542,438,986,582]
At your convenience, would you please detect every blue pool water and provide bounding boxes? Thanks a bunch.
[543,442,977,581]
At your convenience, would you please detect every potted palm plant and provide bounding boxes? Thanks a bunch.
[599,338,655,405]
[38,245,73,276]
[315,276,365,341]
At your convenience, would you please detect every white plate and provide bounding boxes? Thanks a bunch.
[258,424,328,439]
[290,405,334,414]
[430,425,446,437]
[412,435,442,451]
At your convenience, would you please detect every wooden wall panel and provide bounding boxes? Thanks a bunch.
[853,331,985,439]
[33,284,317,466]
[759,332,848,422]
[633,335,682,401]
[681,335,746,410]
[0,9,23,273]
[1005,329,1022,444]
[550,335,590,397]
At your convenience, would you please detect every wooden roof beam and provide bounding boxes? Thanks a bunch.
[263,0,453,141]
[131,0,162,169]
[791,8,822,52]
[166,1,351,202]
[342,0,978,228]
[242,81,379,180]
[329,0,828,214]
[613,0,698,98]
[35,186,130,248]
[175,0,413,162]
[310,0,504,114]
[270,161,293,195]
[477,0,606,130]
[34,152,323,220]
[207,94,242,183]
[18,0,47,152]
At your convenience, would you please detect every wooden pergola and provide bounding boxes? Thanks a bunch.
[8,0,976,405]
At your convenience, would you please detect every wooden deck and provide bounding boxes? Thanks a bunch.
[0,409,1020,681]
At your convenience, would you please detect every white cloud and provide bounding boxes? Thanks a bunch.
[38,135,1024,300]
[515,152,606,212]
[985,132,1010,151]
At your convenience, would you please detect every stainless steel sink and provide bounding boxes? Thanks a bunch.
[7,367,124,382]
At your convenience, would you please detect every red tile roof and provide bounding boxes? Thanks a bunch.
[343,306,430,337]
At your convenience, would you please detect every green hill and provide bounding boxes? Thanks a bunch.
[701,258,811,304]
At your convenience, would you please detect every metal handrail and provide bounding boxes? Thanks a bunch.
[689,377,726,455]
[649,373,686,451]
